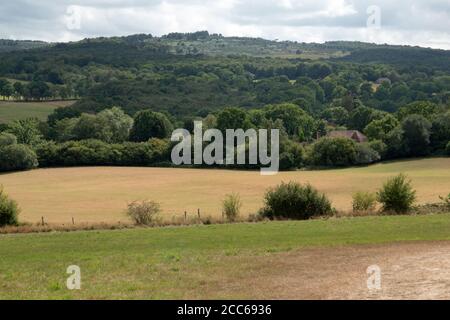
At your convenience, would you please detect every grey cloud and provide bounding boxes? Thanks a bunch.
[0,0,448,49]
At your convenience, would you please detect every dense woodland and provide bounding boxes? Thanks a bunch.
[0,32,449,172]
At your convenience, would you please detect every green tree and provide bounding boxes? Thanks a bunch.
[430,111,450,151]
[348,106,382,131]
[0,144,39,172]
[360,82,373,101]
[72,114,105,141]
[7,118,42,145]
[13,82,25,100]
[385,126,406,158]
[25,80,50,101]
[97,107,133,143]
[52,118,78,142]
[401,115,432,156]
[0,132,17,147]
[0,82,13,100]
[321,107,349,126]
[374,82,391,101]
[264,103,315,140]
[308,137,357,167]
[216,107,250,132]
[130,110,173,142]
[364,114,399,141]
[397,101,438,121]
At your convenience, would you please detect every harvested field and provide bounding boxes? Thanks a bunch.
[0,158,448,224]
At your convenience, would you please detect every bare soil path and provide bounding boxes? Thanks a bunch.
[211,241,450,299]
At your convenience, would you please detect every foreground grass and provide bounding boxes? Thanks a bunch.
[1,214,450,299]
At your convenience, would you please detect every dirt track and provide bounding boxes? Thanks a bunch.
[215,241,450,299]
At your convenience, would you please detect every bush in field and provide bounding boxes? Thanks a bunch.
[222,193,242,222]
[260,182,333,220]
[439,194,450,208]
[377,174,416,214]
[0,187,19,227]
[446,141,450,155]
[0,132,17,147]
[126,200,161,226]
[0,144,38,172]
[352,191,377,212]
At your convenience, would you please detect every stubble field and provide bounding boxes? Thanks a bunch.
[0,157,448,224]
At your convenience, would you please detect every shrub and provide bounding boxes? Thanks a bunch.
[377,174,416,214]
[126,200,161,225]
[222,193,242,222]
[355,143,380,165]
[0,187,19,227]
[279,140,304,170]
[446,141,450,156]
[369,140,387,159]
[439,193,450,208]
[0,132,17,147]
[352,191,377,212]
[0,144,38,172]
[260,182,333,220]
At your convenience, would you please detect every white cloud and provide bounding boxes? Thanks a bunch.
[0,0,448,49]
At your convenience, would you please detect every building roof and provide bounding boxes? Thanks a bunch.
[327,130,368,143]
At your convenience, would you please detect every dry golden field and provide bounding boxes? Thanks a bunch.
[0,158,449,224]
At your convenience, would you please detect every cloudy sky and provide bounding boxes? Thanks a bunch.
[1,0,449,49]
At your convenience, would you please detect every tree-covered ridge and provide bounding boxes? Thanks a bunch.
[0,39,49,52]
[0,32,448,120]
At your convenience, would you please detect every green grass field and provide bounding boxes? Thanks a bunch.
[0,100,75,123]
[1,214,450,299]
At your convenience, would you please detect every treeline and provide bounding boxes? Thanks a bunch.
[0,78,76,101]
[340,47,450,72]
[1,100,448,172]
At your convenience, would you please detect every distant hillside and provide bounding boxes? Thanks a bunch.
[0,31,448,119]
[337,46,450,72]
[0,39,49,52]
